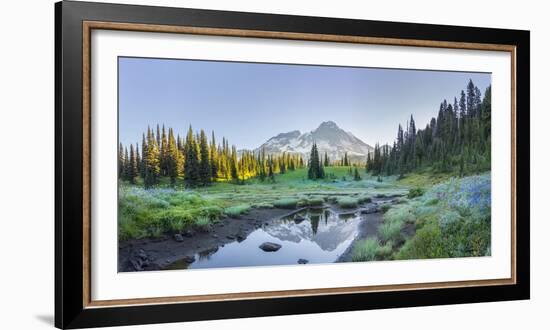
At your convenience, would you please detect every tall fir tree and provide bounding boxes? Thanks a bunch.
[198,129,211,186]
[210,131,219,180]
[128,144,137,184]
[183,126,200,187]
[144,126,160,188]
[118,143,124,178]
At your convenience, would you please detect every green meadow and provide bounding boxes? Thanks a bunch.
[119,166,408,241]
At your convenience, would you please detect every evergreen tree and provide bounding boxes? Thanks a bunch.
[140,133,147,179]
[144,127,160,188]
[166,128,181,185]
[183,126,200,187]
[353,167,361,181]
[118,143,124,178]
[229,146,238,181]
[267,155,275,182]
[135,143,141,178]
[160,125,168,176]
[198,129,211,185]
[279,152,286,174]
[128,144,137,183]
[210,131,219,180]
[307,143,324,180]
[122,147,129,181]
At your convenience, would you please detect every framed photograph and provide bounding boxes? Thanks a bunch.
[55,1,530,328]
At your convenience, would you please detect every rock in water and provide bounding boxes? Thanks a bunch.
[298,259,309,264]
[294,216,306,224]
[259,242,282,252]
[174,234,184,242]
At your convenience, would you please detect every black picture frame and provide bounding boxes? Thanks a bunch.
[55,1,530,328]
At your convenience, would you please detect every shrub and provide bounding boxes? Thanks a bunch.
[306,198,324,206]
[273,198,299,209]
[395,221,448,260]
[197,206,224,219]
[408,187,425,199]
[225,204,251,217]
[384,205,415,224]
[338,197,358,209]
[380,204,391,213]
[438,210,462,229]
[194,216,212,232]
[352,238,380,262]
[424,198,439,206]
[378,221,403,243]
[414,205,437,218]
[376,241,394,259]
[358,195,372,203]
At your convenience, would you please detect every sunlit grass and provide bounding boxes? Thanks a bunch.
[224,204,251,217]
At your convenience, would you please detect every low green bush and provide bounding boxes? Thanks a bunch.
[225,204,251,217]
[407,187,425,199]
[338,197,358,209]
[378,221,403,243]
[384,205,416,224]
[273,198,299,209]
[395,220,447,260]
[352,238,380,262]
[358,195,372,203]
[306,198,324,206]
[194,216,212,232]
[376,241,394,259]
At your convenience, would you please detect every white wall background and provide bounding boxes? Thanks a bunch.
[0,0,545,329]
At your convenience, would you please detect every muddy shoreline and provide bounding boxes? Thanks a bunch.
[119,197,402,272]
[118,208,295,272]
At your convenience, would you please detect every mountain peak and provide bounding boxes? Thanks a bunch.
[256,121,373,161]
[317,121,339,130]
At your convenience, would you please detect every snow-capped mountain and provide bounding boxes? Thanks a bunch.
[255,121,373,161]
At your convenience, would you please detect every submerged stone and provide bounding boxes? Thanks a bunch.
[259,242,282,252]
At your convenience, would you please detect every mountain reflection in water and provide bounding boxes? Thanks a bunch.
[167,208,362,270]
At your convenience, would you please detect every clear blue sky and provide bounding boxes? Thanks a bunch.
[119,57,490,149]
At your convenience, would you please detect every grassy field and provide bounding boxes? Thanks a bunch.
[118,166,410,240]
[119,166,491,262]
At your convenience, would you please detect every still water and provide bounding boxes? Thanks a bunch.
[166,208,362,270]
